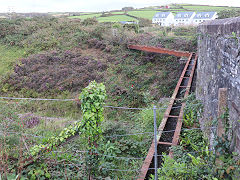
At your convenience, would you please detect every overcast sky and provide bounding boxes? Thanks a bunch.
[0,0,240,13]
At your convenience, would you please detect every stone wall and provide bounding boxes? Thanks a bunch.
[196,17,240,154]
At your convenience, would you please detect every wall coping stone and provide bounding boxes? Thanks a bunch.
[198,16,240,35]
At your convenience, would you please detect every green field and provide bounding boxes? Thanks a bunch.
[111,11,125,14]
[182,5,233,12]
[97,15,138,22]
[68,13,101,20]
[0,45,24,76]
[67,4,239,22]
[127,10,158,20]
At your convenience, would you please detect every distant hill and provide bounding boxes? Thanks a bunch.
[67,4,238,22]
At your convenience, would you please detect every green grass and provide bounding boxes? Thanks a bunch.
[111,11,125,14]
[68,13,102,20]
[67,5,238,22]
[182,5,235,12]
[97,15,138,22]
[0,44,25,76]
[127,10,159,20]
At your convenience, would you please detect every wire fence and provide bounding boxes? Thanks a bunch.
[0,95,205,111]
[0,126,221,140]
[0,95,236,178]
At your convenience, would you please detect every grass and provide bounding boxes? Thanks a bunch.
[0,44,25,76]
[182,5,233,12]
[68,13,102,20]
[97,15,138,22]
[67,5,238,22]
[111,11,125,14]
[127,10,159,20]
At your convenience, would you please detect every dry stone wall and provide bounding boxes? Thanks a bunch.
[197,17,240,153]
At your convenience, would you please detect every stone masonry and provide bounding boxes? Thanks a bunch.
[197,17,240,154]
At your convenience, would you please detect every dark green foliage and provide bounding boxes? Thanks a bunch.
[123,23,139,33]
[183,93,203,128]
[81,17,98,26]
[138,18,152,27]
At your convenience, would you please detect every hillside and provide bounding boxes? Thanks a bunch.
[1,11,240,179]
[0,17,198,179]
[68,4,238,22]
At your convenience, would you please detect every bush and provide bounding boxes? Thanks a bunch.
[2,50,108,93]
[218,9,240,19]
[138,18,152,27]
[81,17,98,26]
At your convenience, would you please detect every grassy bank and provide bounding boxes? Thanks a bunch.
[0,45,25,76]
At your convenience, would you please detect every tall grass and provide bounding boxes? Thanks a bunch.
[0,45,25,76]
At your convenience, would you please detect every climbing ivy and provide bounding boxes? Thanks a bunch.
[79,80,106,149]
[30,81,106,160]
[79,81,106,177]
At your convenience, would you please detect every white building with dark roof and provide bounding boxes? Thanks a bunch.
[152,12,174,26]
[192,12,218,25]
[174,12,196,26]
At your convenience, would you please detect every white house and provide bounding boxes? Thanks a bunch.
[192,12,218,25]
[174,12,196,26]
[152,12,174,26]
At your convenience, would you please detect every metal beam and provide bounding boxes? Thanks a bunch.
[128,45,191,57]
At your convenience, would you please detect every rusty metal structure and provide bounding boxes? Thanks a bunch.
[129,45,197,179]
[19,45,197,178]
[128,45,191,57]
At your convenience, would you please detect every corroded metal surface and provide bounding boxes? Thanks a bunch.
[128,45,191,57]
[171,54,198,146]
[138,53,198,179]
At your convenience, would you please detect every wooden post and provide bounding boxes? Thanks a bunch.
[217,88,228,138]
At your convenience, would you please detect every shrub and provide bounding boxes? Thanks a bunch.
[138,18,152,27]
[218,9,240,19]
[2,50,108,94]
[81,17,98,26]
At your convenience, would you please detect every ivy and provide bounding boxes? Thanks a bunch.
[29,81,106,160]
[79,81,106,177]
[80,80,106,149]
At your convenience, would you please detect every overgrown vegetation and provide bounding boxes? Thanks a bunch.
[150,94,240,180]
[217,9,240,19]
[0,16,199,179]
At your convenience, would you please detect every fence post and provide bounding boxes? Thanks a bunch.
[217,88,228,138]
[153,106,158,180]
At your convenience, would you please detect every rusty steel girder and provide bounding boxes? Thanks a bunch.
[137,53,198,180]
[128,45,191,57]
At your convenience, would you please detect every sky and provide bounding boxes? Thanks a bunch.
[0,0,240,13]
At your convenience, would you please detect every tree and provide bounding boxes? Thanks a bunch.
[122,7,134,11]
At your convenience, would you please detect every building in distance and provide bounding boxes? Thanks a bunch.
[152,12,175,26]
[152,11,217,26]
